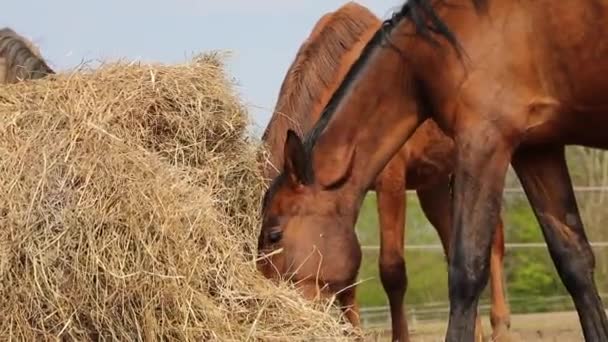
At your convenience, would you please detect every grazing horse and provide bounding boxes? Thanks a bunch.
[259,2,510,341]
[258,0,608,341]
[0,27,54,84]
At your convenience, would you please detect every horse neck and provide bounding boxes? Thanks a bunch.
[307,0,489,200]
[309,33,432,204]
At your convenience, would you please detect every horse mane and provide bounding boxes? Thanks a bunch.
[0,27,55,84]
[260,2,380,179]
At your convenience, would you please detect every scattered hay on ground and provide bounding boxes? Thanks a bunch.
[0,52,353,341]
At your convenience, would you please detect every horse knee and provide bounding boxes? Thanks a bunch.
[448,253,490,306]
[379,253,407,294]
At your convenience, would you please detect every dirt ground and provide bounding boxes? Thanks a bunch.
[364,310,594,341]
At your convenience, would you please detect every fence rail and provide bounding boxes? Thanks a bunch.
[357,185,608,329]
[399,186,608,194]
[361,241,608,251]
[360,293,608,329]
[361,185,608,252]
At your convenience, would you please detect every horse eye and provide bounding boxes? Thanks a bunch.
[268,228,282,243]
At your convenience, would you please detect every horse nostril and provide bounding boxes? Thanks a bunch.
[268,229,282,243]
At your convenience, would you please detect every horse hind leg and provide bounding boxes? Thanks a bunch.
[376,157,409,342]
[512,145,608,341]
[489,218,512,341]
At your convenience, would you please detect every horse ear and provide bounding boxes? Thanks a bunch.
[283,129,307,186]
[312,140,356,189]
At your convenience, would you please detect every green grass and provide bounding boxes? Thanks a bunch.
[352,191,608,314]
[354,192,451,308]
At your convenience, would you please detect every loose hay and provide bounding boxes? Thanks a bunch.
[0,53,354,341]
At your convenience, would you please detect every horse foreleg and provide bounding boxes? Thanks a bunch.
[445,125,513,342]
[337,285,361,329]
[417,179,487,342]
[376,157,408,342]
[512,145,608,341]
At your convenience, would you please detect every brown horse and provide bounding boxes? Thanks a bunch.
[259,2,510,341]
[0,27,54,84]
[258,0,608,341]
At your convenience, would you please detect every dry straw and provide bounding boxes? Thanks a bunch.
[0,52,355,341]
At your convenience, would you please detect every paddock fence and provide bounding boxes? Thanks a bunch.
[354,186,608,330]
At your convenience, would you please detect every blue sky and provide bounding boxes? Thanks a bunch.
[4,0,403,136]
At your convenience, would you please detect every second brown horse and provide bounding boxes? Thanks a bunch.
[259,3,510,341]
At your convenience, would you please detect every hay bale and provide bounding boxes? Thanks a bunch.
[0,53,351,341]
